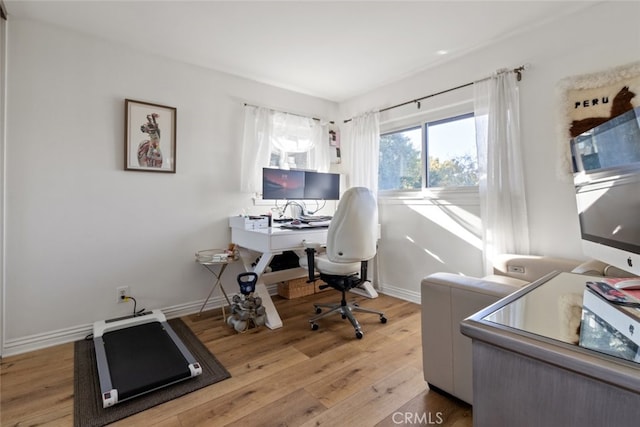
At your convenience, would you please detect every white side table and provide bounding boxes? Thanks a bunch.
[196,251,235,318]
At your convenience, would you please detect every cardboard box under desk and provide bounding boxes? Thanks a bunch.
[277,277,330,299]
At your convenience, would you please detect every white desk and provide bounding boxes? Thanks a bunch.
[230,221,329,329]
[231,225,329,276]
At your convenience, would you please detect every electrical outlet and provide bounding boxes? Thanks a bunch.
[507,265,525,274]
[117,286,129,303]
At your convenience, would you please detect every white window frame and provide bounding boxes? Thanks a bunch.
[378,99,479,200]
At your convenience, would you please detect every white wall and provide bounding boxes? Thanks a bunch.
[3,18,337,354]
[4,2,640,354]
[340,1,640,298]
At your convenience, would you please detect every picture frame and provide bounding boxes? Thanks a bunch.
[125,99,177,173]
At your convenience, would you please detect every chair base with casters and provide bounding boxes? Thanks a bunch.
[307,258,387,339]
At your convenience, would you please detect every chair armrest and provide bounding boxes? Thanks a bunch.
[570,259,608,276]
[424,272,525,299]
[302,240,323,251]
[492,253,583,283]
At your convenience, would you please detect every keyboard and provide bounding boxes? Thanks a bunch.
[299,215,333,223]
[280,220,331,229]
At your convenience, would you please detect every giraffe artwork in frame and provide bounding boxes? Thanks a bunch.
[125,99,177,173]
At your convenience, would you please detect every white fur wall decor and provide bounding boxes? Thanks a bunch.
[555,61,640,178]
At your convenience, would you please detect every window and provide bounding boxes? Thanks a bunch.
[241,106,330,194]
[378,113,477,191]
[268,112,316,169]
[379,127,422,190]
[426,113,478,187]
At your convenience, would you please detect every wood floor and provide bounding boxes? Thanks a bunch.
[1,291,472,426]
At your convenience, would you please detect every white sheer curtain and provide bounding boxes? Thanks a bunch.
[240,105,330,193]
[474,71,530,275]
[343,111,380,193]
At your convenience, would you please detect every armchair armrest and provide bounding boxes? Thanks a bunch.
[492,254,583,283]
[421,272,525,404]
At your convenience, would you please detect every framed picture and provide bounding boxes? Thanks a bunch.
[125,99,177,173]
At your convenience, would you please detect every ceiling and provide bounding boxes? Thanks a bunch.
[5,1,597,102]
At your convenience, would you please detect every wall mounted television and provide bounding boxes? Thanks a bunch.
[573,106,640,276]
[262,168,340,200]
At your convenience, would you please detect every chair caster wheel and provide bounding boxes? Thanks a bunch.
[380,316,387,324]
[341,314,347,319]
[311,323,319,331]
[315,307,322,314]
[355,331,363,339]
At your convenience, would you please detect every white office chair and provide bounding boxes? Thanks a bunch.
[303,186,387,339]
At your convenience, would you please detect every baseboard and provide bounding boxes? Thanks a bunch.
[2,282,408,357]
[1,286,280,357]
[376,282,421,304]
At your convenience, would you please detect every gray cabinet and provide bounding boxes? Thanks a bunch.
[461,272,640,427]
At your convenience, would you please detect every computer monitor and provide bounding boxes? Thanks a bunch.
[576,169,640,276]
[261,168,340,200]
[573,106,640,275]
[262,168,305,200]
[303,170,340,200]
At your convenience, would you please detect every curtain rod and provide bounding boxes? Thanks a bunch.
[243,103,329,123]
[343,65,527,123]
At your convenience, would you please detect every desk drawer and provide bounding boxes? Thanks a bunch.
[231,226,327,252]
[270,233,314,251]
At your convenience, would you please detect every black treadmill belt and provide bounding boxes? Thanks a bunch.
[102,321,191,400]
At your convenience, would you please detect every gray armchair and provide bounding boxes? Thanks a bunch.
[420,254,628,404]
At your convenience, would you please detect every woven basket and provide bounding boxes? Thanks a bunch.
[277,277,315,299]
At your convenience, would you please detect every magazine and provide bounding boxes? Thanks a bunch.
[590,277,640,301]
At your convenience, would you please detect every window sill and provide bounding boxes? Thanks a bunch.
[378,186,479,205]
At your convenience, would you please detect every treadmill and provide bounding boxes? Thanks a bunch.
[92,310,202,408]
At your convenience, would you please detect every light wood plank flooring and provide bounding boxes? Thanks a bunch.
[1,291,472,426]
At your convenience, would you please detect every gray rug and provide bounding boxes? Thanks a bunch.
[74,318,230,427]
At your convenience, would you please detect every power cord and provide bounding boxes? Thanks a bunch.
[84,295,146,340]
[121,295,146,317]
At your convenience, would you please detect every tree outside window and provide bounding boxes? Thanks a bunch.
[378,113,478,191]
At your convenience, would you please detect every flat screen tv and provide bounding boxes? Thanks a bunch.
[261,168,340,200]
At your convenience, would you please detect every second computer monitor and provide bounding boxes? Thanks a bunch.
[262,168,340,200]
[303,170,340,200]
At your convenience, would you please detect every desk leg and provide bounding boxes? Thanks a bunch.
[253,252,274,276]
[236,248,283,329]
[255,282,283,329]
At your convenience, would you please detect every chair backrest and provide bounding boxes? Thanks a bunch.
[325,187,378,263]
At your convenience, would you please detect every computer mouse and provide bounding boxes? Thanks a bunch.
[614,279,640,290]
